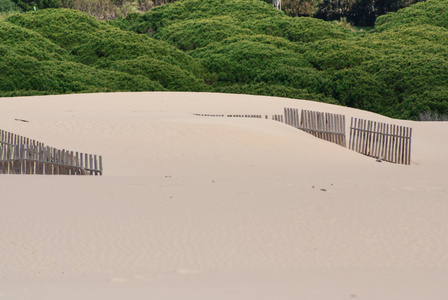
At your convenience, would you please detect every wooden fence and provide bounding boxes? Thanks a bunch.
[284,108,300,128]
[282,108,346,147]
[227,114,263,118]
[193,110,413,164]
[272,114,284,122]
[193,113,264,118]
[349,118,412,165]
[0,129,103,175]
[1,128,44,147]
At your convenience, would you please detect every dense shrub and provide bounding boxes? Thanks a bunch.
[254,65,332,96]
[5,9,209,92]
[7,9,199,69]
[400,87,448,120]
[12,0,61,12]
[0,21,68,61]
[214,82,337,104]
[96,57,211,91]
[153,16,254,51]
[242,16,352,43]
[3,0,448,119]
[298,38,379,71]
[191,37,312,83]
[1,0,20,12]
[375,0,448,31]
[331,68,389,113]
[0,54,164,95]
[0,44,164,95]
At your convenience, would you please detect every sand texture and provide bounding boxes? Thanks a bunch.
[1,92,448,299]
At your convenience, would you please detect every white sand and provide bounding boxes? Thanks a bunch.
[1,92,448,299]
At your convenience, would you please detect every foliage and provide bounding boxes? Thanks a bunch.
[191,36,312,83]
[151,16,255,51]
[0,22,165,95]
[298,38,379,71]
[315,0,424,27]
[281,0,320,17]
[12,0,61,11]
[1,0,20,12]
[375,0,448,31]
[5,9,209,92]
[3,0,448,120]
[214,82,337,104]
[0,21,68,61]
[111,0,448,119]
[96,57,210,91]
[0,48,164,96]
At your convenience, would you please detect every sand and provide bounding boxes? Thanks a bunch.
[1,92,448,299]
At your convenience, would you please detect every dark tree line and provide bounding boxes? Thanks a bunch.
[315,0,425,26]
[263,0,425,26]
[7,0,425,25]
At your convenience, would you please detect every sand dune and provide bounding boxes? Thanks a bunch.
[1,92,448,299]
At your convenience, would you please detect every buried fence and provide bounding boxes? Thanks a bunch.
[194,108,413,165]
[0,129,102,175]
[283,108,346,147]
[349,118,412,165]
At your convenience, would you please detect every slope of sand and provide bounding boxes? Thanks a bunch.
[1,92,448,299]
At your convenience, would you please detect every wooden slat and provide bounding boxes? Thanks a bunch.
[348,118,412,164]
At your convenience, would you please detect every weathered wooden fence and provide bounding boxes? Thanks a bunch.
[349,118,412,165]
[193,113,264,118]
[193,110,413,164]
[284,108,301,128]
[193,113,225,117]
[298,109,346,147]
[227,114,263,118]
[1,128,44,147]
[0,129,102,175]
[272,114,284,122]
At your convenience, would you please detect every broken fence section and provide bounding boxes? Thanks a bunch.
[0,129,102,175]
[349,118,412,165]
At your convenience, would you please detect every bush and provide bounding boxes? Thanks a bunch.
[6,9,208,92]
[214,82,338,104]
[375,0,448,31]
[153,16,254,51]
[0,51,164,95]
[243,15,352,43]
[0,0,20,12]
[399,87,448,120]
[299,38,379,71]
[0,21,68,61]
[96,57,211,91]
[3,0,448,120]
[12,0,61,11]
[191,36,311,83]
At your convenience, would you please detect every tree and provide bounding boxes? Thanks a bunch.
[282,0,320,17]
[349,0,375,26]
[12,0,61,11]
[314,0,357,21]
[314,0,426,27]
[1,0,20,12]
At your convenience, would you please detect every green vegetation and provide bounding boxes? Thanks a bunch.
[1,9,209,96]
[2,0,448,120]
[1,0,20,13]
